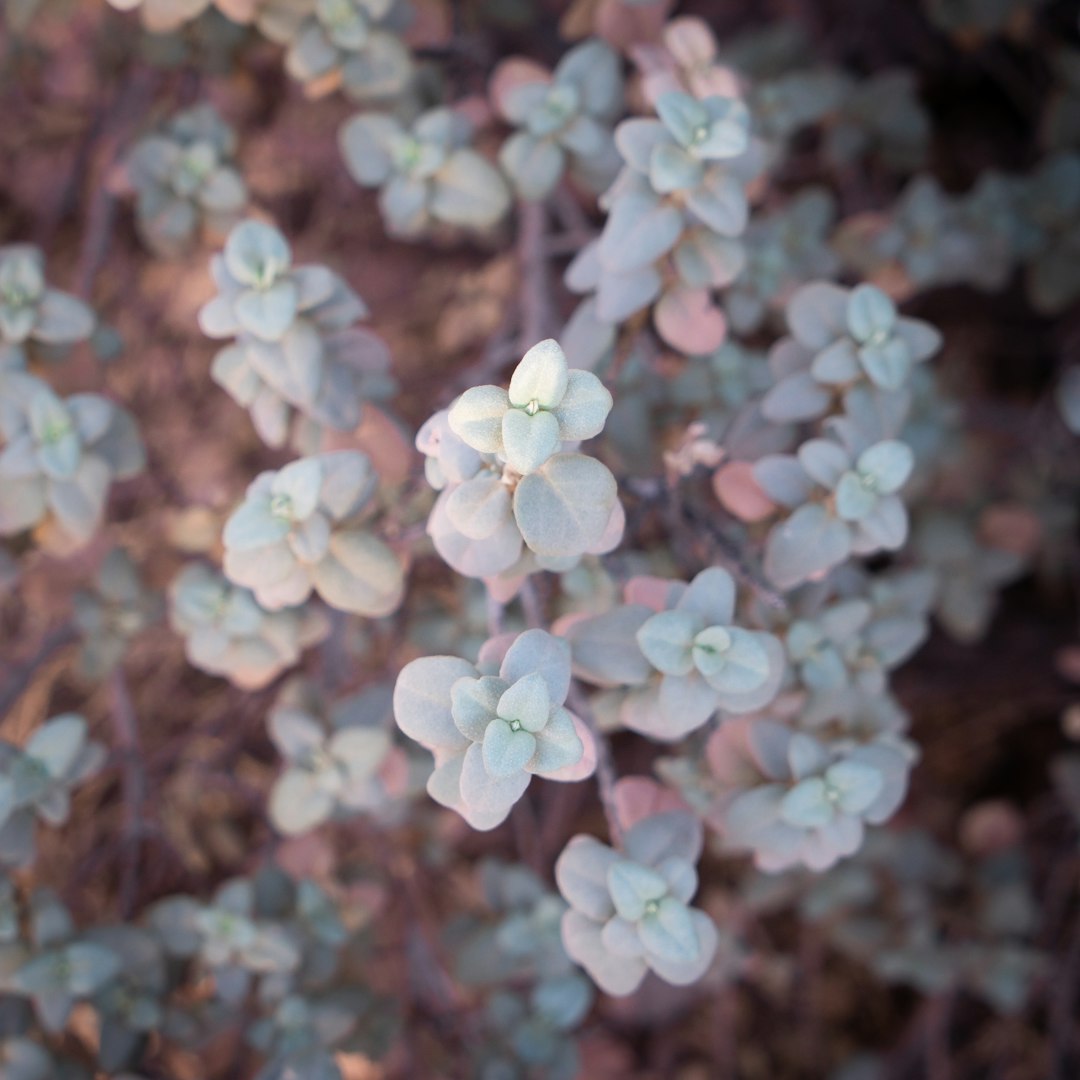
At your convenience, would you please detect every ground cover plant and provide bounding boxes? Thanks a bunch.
[1,0,1079,1076]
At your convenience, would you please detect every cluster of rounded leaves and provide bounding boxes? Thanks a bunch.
[449,858,594,1079]
[106,0,414,109]
[394,629,593,831]
[120,103,247,257]
[2,2,1072,1072]
[418,338,623,586]
[168,562,329,689]
[837,153,1080,316]
[556,810,718,996]
[0,247,145,554]
[0,715,105,868]
[0,863,397,1080]
[198,218,396,450]
[220,450,404,616]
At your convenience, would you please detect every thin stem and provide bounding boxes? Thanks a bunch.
[0,624,78,720]
[485,592,505,638]
[109,668,145,918]
[519,577,545,629]
[75,65,161,302]
[925,991,953,1080]
[511,794,544,875]
[568,685,623,848]
[516,198,553,351]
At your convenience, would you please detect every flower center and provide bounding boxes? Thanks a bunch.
[321,0,356,27]
[270,493,294,520]
[2,286,30,307]
[524,399,541,416]
[508,718,522,732]
[39,417,73,445]
[643,899,660,917]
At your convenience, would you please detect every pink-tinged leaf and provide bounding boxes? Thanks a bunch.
[377,745,411,797]
[550,611,590,638]
[596,0,675,50]
[320,404,413,486]
[484,570,526,605]
[624,575,681,612]
[712,461,776,522]
[402,0,453,48]
[655,287,727,354]
[476,630,517,669]
[613,776,689,830]
[978,502,1042,557]
[631,41,676,80]
[274,832,335,879]
[489,57,551,121]
[445,94,495,131]
[542,712,597,781]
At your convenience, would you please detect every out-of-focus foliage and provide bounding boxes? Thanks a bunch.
[0,247,95,371]
[492,38,624,202]
[0,374,144,553]
[121,103,247,257]
[0,716,106,868]
[168,562,330,688]
[339,108,512,238]
[73,549,162,680]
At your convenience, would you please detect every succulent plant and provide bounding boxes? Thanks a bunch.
[209,254,396,449]
[419,338,623,581]
[221,451,405,616]
[555,811,718,995]
[559,567,786,740]
[281,0,414,103]
[564,87,758,355]
[268,678,400,834]
[0,246,95,371]
[492,38,624,201]
[394,629,594,830]
[0,373,144,553]
[123,103,247,257]
[168,562,330,689]
[340,107,512,238]
[72,549,162,680]
[708,718,911,872]
[0,716,107,868]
